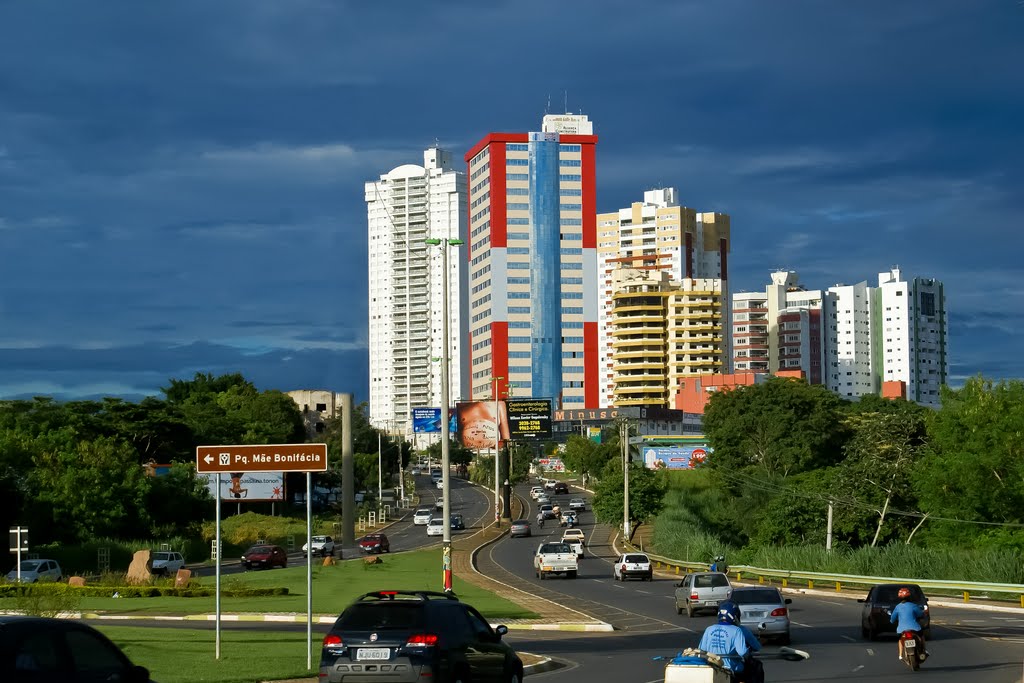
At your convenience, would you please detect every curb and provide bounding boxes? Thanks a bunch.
[523,655,563,675]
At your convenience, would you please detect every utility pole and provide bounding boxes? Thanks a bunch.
[491,375,504,527]
[620,418,631,541]
[826,500,834,552]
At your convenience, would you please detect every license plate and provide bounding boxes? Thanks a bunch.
[748,611,765,618]
[904,640,916,649]
[357,648,390,661]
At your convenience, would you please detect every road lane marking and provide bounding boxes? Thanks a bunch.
[841,635,857,642]
[851,665,864,672]
[791,621,811,627]
[866,648,875,656]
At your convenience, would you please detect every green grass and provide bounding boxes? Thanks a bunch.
[0,549,537,620]
[95,626,319,683]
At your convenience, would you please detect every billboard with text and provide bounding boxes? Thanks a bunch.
[504,399,552,439]
[202,472,285,501]
[642,446,710,470]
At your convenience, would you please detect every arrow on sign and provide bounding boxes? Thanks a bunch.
[204,454,214,465]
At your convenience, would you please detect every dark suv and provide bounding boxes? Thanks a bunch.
[859,583,930,640]
[320,591,523,683]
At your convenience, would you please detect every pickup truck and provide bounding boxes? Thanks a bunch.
[560,536,584,560]
[533,542,578,580]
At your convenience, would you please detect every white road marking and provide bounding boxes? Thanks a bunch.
[851,665,864,672]
[819,600,845,606]
[841,635,857,642]
[637,590,651,594]
[792,621,811,627]
[866,648,875,656]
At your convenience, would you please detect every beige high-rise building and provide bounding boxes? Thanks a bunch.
[597,188,730,407]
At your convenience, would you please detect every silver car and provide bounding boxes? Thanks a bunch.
[731,586,792,644]
[413,508,433,525]
[675,571,732,617]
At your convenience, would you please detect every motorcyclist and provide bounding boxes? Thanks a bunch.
[697,601,764,683]
[890,587,928,660]
[536,511,545,528]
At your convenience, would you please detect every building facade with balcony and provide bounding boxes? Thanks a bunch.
[463,113,600,408]
[365,147,468,432]
[608,267,726,408]
[596,188,730,406]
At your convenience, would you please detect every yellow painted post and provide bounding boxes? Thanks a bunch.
[759,576,764,585]
[737,572,742,581]
[963,591,970,603]
[808,580,814,589]
[1019,595,1023,609]
[675,566,680,575]
[782,578,788,588]
[836,581,842,592]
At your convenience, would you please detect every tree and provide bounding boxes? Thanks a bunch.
[703,377,850,482]
[915,378,1024,547]
[561,434,615,483]
[592,458,668,534]
[832,405,929,546]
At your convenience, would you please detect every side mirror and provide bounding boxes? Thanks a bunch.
[785,598,792,605]
[495,625,508,639]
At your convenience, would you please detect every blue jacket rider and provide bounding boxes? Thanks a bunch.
[698,601,760,674]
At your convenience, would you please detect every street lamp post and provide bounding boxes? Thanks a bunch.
[426,236,462,592]
[491,375,504,527]
[619,417,632,541]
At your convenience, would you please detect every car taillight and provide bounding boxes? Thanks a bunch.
[406,633,439,647]
[770,607,787,617]
[690,593,699,600]
[323,634,343,647]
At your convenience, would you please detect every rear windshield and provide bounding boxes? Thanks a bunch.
[875,586,924,602]
[624,555,649,563]
[694,574,730,588]
[540,543,571,554]
[732,588,781,604]
[336,603,426,630]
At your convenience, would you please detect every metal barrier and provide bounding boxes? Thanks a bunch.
[626,542,1024,605]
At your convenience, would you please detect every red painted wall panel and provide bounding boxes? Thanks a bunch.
[584,321,600,408]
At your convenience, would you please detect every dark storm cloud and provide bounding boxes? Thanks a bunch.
[0,0,1021,400]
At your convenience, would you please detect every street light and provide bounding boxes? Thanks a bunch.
[425,236,463,592]
[491,375,504,527]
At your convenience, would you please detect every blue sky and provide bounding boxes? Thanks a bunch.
[1,1,1021,403]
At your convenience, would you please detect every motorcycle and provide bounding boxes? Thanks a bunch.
[899,630,926,671]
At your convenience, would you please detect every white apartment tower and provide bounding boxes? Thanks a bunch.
[366,148,468,432]
[826,280,876,399]
[874,268,948,407]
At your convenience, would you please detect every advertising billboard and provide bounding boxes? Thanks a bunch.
[412,407,442,433]
[537,457,566,472]
[202,472,285,501]
[642,446,710,470]
[456,401,507,449]
[504,399,552,439]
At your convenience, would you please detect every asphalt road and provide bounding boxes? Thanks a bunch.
[485,482,1024,682]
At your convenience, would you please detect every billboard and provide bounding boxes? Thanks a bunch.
[203,472,285,501]
[412,407,442,433]
[456,401,507,449]
[504,399,552,439]
[642,446,710,470]
[537,457,566,472]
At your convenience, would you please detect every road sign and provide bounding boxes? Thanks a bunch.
[196,443,328,473]
[9,526,28,553]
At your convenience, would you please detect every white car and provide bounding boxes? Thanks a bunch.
[562,528,585,544]
[530,486,544,499]
[7,559,62,583]
[613,552,653,582]
[436,479,445,489]
[150,551,185,576]
[569,498,586,511]
[413,508,433,525]
[536,493,551,505]
[301,535,335,557]
[426,517,445,536]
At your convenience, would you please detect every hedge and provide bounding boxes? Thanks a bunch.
[0,584,288,598]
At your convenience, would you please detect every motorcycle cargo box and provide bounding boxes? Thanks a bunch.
[664,663,731,683]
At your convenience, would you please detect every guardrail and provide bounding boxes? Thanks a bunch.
[624,542,1024,608]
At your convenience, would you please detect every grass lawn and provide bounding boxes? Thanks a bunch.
[95,626,319,683]
[0,548,537,621]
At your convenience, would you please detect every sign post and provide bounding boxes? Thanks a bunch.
[196,444,327,667]
[8,526,28,582]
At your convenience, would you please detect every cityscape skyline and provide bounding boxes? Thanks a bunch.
[0,1,1021,403]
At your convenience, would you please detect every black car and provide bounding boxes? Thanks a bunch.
[0,615,153,682]
[552,482,569,495]
[320,590,523,683]
[450,514,465,530]
[859,583,930,640]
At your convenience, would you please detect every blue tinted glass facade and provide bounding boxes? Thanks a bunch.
[528,133,563,405]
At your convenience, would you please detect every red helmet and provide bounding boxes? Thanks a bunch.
[897,587,911,600]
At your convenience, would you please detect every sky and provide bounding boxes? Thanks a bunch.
[1,1,1022,404]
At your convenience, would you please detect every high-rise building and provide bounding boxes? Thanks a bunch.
[873,268,948,407]
[463,114,599,407]
[596,188,730,406]
[730,271,831,385]
[827,280,877,399]
[366,148,467,432]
